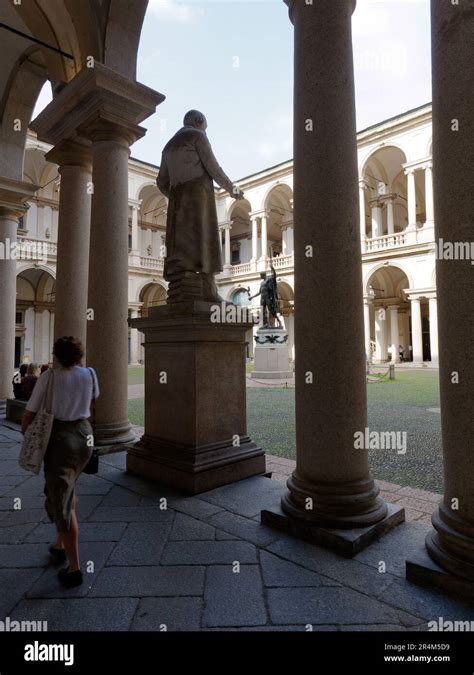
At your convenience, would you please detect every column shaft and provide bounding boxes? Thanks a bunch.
[260,214,267,261]
[224,224,232,267]
[87,133,134,445]
[429,296,438,365]
[129,309,140,365]
[47,142,92,347]
[387,199,395,235]
[425,165,434,224]
[363,298,372,363]
[407,170,417,225]
[411,298,423,363]
[282,0,387,528]
[0,208,19,409]
[251,216,258,261]
[359,181,366,242]
[389,306,400,363]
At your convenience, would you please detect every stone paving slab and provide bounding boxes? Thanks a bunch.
[161,540,258,566]
[131,597,203,631]
[0,568,44,616]
[266,587,420,627]
[203,565,267,628]
[11,598,140,632]
[207,511,282,547]
[168,513,216,541]
[25,522,128,544]
[107,521,174,566]
[26,542,115,599]
[89,566,205,597]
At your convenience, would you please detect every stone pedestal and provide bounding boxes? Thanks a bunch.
[250,327,293,380]
[126,301,265,494]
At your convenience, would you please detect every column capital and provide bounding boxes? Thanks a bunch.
[250,210,268,220]
[45,139,92,170]
[0,178,39,219]
[129,199,143,210]
[30,62,165,148]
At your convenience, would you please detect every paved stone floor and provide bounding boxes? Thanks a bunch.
[1,420,474,632]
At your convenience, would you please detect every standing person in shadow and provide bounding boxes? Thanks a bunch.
[21,337,99,588]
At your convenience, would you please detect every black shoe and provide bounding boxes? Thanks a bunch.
[58,567,83,588]
[49,546,67,564]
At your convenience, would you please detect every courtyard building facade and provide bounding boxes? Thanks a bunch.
[15,103,436,370]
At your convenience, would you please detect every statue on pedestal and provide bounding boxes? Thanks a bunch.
[156,110,244,303]
[249,264,282,328]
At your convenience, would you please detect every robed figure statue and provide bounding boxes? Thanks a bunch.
[157,110,243,303]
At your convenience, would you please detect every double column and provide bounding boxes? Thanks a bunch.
[45,141,92,347]
[220,221,232,269]
[0,179,38,412]
[262,0,403,554]
[407,0,474,593]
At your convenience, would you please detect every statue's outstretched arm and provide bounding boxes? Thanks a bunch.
[194,132,235,196]
[156,154,171,198]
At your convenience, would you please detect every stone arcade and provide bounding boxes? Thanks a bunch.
[0,0,473,612]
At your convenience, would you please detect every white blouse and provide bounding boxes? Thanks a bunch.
[26,366,100,422]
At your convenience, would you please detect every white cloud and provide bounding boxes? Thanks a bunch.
[147,0,203,23]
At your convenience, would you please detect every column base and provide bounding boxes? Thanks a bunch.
[93,420,137,448]
[406,539,474,602]
[261,501,405,557]
[127,436,265,495]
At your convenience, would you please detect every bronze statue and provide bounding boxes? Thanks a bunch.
[157,110,244,303]
[249,264,282,328]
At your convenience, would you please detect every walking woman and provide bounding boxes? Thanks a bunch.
[22,337,99,588]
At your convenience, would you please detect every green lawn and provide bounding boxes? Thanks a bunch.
[128,366,145,385]
[128,369,443,492]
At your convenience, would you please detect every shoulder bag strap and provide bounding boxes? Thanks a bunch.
[44,369,55,414]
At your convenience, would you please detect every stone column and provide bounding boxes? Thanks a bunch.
[130,202,140,252]
[251,215,259,262]
[218,226,224,257]
[223,222,232,269]
[387,197,395,235]
[428,295,438,366]
[363,296,372,363]
[359,180,367,247]
[0,179,38,412]
[374,307,388,362]
[410,297,423,364]
[86,124,136,445]
[45,140,92,348]
[407,1,474,596]
[406,168,417,226]
[425,163,434,225]
[370,200,383,238]
[129,309,140,366]
[260,212,268,262]
[389,305,400,363]
[262,0,402,555]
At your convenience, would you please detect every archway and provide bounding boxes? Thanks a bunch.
[16,267,55,367]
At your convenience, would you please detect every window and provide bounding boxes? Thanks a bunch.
[231,249,241,265]
[15,312,23,325]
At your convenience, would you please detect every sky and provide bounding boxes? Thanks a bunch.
[33,0,432,181]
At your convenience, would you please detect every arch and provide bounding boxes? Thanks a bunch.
[363,262,414,296]
[133,180,159,201]
[16,264,56,280]
[359,142,409,181]
[225,198,252,223]
[136,279,167,305]
[262,181,293,214]
[104,0,148,80]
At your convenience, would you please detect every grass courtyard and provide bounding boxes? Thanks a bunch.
[127,368,442,493]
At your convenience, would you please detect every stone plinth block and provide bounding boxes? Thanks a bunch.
[406,535,474,603]
[126,301,265,494]
[261,502,405,558]
[251,328,293,380]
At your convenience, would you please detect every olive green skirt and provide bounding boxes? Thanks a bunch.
[43,419,93,532]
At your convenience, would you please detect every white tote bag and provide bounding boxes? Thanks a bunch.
[19,370,55,475]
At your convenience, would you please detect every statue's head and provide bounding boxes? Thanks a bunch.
[260,272,267,280]
[183,110,208,131]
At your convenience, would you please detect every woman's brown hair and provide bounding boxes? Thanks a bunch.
[53,336,84,368]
